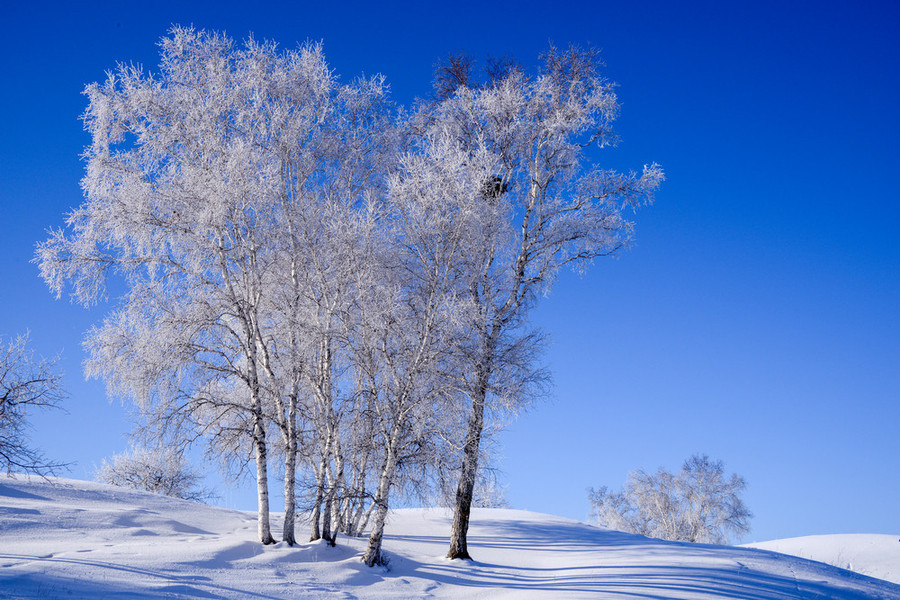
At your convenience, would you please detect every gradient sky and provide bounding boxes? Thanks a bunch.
[2,1,897,543]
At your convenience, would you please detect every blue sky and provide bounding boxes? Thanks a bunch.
[2,1,897,543]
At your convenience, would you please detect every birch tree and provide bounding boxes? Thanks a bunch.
[423,46,665,560]
[260,72,393,545]
[349,135,494,567]
[35,27,352,544]
[247,44,392,546]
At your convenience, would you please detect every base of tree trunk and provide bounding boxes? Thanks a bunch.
[446,548,472,561]
[362,549,388,568]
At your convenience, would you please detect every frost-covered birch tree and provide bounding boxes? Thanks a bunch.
[35,27,364,544]
[245,45,392,547]
[37,27,277,543]
[257,71,393,545]
[421,46,664,560]
[349,135,495,567]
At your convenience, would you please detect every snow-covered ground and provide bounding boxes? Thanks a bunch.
[2,475,898,599]
[745,534,900,586]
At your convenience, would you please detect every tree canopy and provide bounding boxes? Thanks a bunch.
[37,27,661,565]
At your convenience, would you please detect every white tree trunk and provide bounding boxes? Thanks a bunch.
[252,413,276,545]
[309,452,327,541]
[361,422,402,567]
[282,418,298,546]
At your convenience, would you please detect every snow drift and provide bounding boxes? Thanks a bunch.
[1,475,898,599]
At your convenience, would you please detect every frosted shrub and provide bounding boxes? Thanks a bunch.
[96,446,212,502]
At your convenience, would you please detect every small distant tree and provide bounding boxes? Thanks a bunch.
[0,333,68,476]
[589,454,752,544]
[472,470,510,509]
[96,446,213,502]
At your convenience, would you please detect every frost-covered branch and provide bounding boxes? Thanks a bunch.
[0,333,69,477]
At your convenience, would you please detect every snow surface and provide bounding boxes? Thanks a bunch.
[2,475,899,599]
[745,534,900,586]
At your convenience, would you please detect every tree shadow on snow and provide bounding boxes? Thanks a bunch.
[414,561,865,599]
[386,518,898,599]
[0,482,52,501]
[0,554,286,599]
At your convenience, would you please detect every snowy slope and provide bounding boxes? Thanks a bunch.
[1,475,899,599]
[745,534,900,585]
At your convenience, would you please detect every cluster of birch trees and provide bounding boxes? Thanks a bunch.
[36,27,662,566]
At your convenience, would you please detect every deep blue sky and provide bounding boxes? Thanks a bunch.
[2,1,897,543]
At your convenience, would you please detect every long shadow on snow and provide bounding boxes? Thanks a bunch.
[4,571,217,600]
[386,517,705,556]
[0,482,52,501]
[386,518,899,599]
[0,554,285,600]
[413,561,887,600]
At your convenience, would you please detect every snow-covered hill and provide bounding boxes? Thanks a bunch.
[745,534,900,585]
[1,475,898,599]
